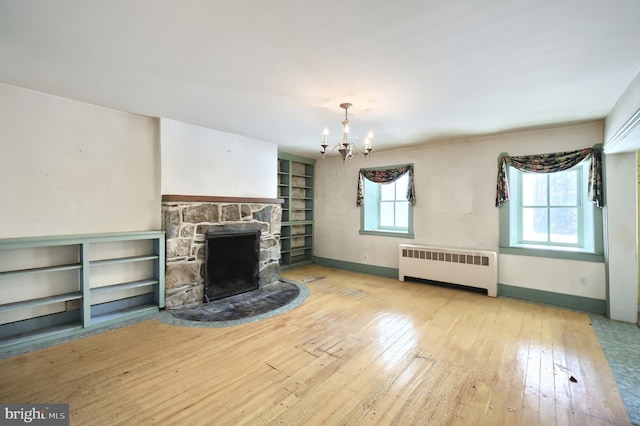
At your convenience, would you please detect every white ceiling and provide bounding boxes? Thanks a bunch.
[1,0,639,157]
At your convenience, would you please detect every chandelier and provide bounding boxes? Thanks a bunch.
[320,103,374,162]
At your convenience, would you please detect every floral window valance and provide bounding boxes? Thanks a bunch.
[495,145,603,208]
[356,165,416,206]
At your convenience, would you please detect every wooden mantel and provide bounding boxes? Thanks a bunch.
[162,195,284,204]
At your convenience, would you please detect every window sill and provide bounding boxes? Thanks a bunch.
[500,245,604,263]
[359,229,415,239]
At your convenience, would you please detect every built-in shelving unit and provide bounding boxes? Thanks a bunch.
[0,231,165,354]
[278,153,315,269]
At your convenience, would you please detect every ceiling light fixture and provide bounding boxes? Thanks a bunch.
[320,103,373,162]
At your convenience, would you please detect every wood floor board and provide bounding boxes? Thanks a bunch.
[0,265,630,425]
[309,318,429,424]
[414,361,462,424]
[459,302,515,424]
[361,355,432,424]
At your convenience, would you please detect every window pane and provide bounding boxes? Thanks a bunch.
[550,208,578,243]
[522,207,548,242]
[395,202,408,228]
[549,170,577,206]
[380,202,394,227]
[522,173,547,206]
[380,182,395,201]
[395,174,408,201]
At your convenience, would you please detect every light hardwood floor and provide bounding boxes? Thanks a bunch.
[0,265,630,425]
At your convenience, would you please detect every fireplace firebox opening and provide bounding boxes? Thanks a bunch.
[204,229,261,302]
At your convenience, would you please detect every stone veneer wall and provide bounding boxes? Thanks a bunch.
[162,201,282,309]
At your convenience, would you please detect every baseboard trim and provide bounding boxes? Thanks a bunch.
[311,258,606,314]
[498,283,606,314]
[313,256,398,279]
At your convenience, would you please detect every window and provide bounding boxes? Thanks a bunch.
[360,169,414,238]
[520,168,581,246]
[378,173,410,230]
[503,161,602,257]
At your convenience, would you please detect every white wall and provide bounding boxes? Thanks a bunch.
[604,152,638,322]
[0,83,160,238]
[160,118,277,198]
[315,121,606,301]
[0,83,161,324]
[603,69,640,322]
[500,255,606,299]
[604,69,640,154]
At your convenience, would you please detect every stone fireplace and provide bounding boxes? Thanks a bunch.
[162,196,282,309]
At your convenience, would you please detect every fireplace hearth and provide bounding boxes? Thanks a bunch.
[204,229,260,302]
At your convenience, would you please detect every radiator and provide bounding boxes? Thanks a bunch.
[398,244,497,297]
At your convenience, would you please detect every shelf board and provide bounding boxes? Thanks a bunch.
[90,304,158,325]
[0,291,82,313]
[281,221,314,226]
[0,231,164,249]
[0,263,82,277]
[90,254,159,266]
[0,321,83,350]
[90,279,158,296]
